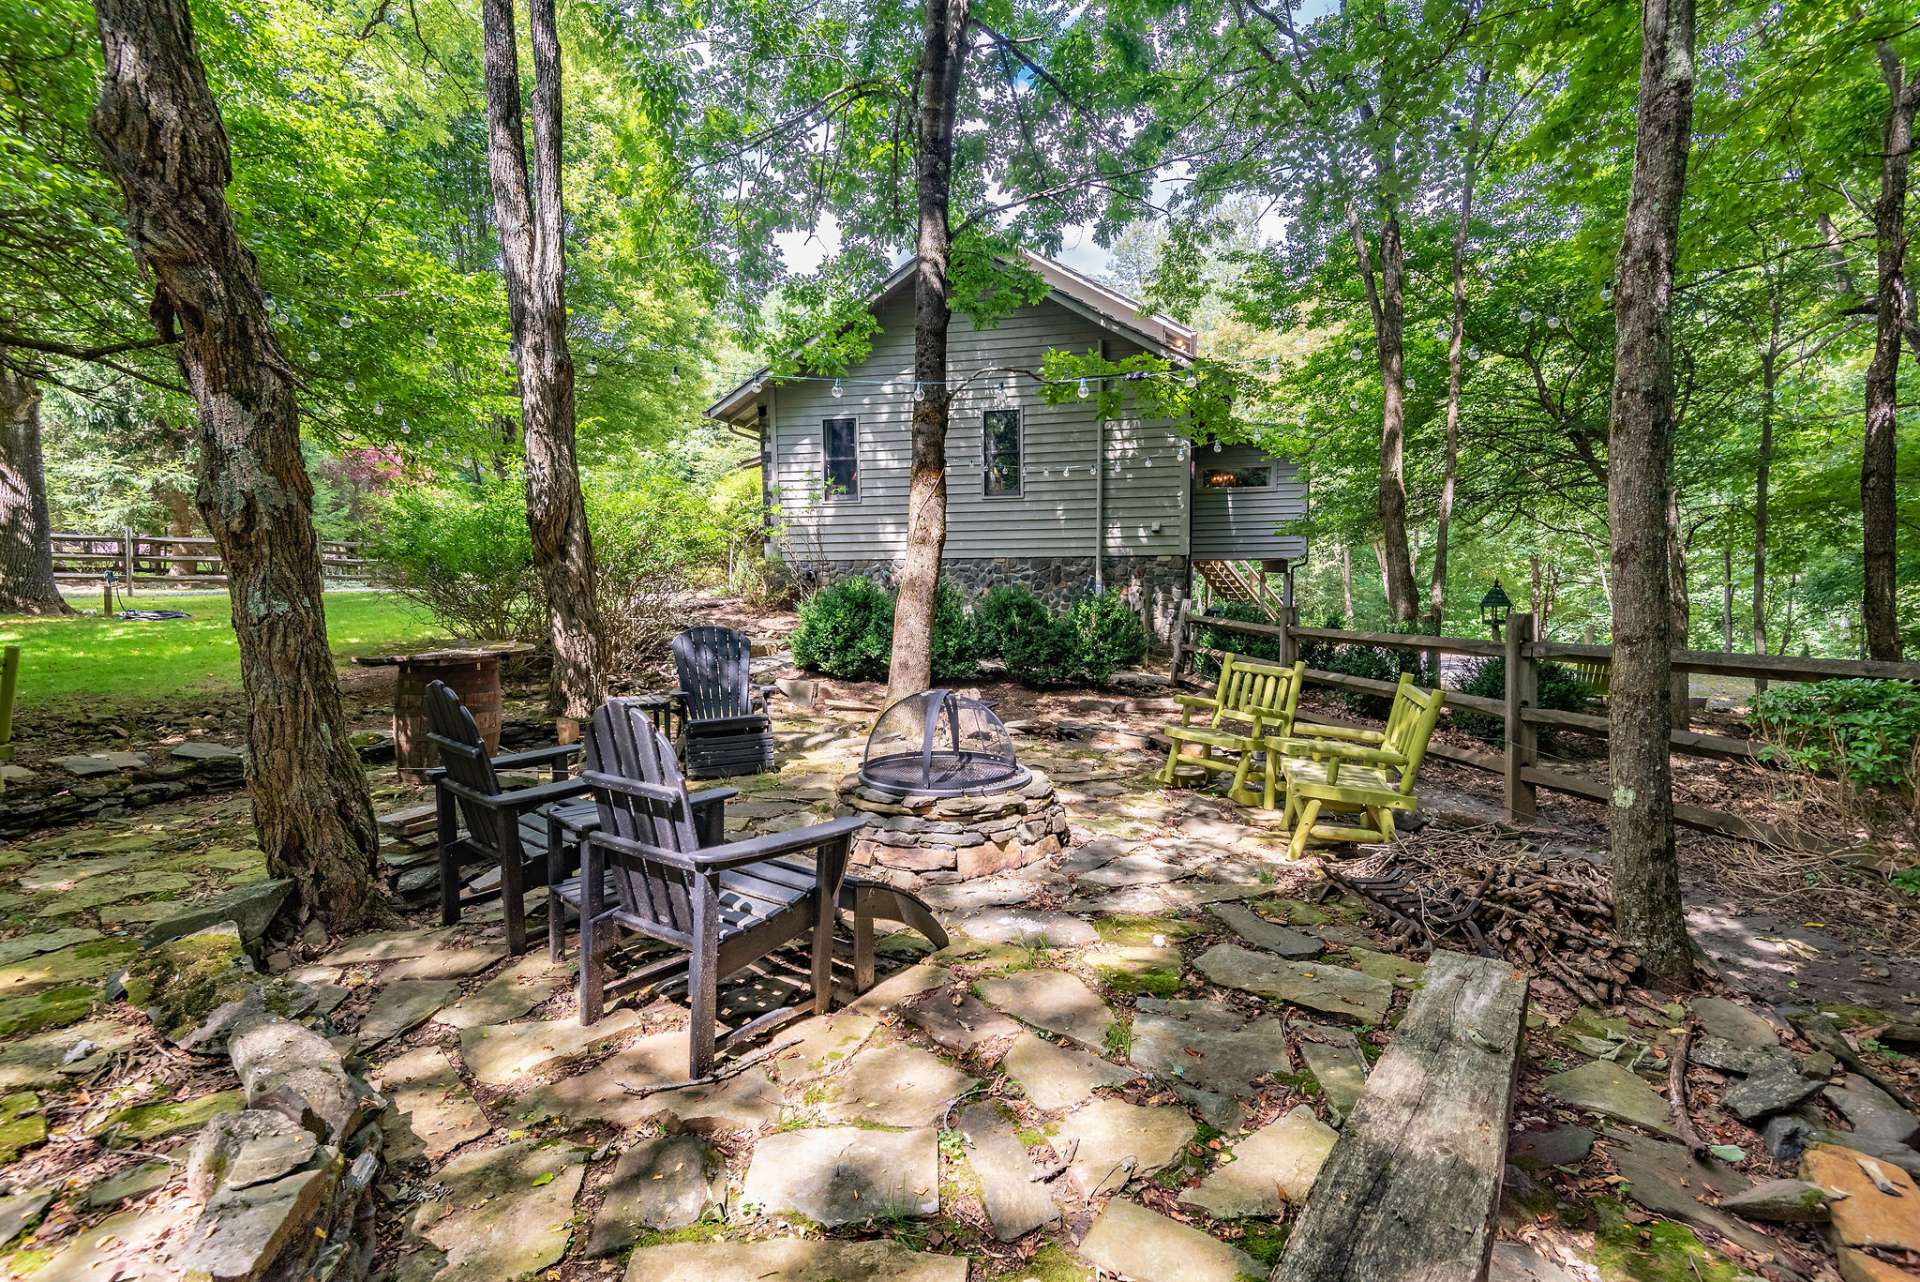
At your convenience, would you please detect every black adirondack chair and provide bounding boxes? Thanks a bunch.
[670,626,776,778]
[424,680,595,956]
[569,698,873,1078]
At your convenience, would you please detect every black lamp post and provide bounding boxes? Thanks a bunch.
[1480,579,1512,640]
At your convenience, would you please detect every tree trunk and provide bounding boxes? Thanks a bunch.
[1667,486,1690,731]
[1863,45,1916,662]
[885,0,970,702]
[1754,286,1777,693]
[1720,535,1732,651]
[1347,202,1418,625]
[163,478,197,576]
[481,0,604,727]
[89,0,380,933]
[1428,62,1489,635]
[0,361,72,616]
[1340,544,1355,622]
[1606,0,1696,984]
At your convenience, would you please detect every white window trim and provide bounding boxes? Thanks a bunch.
[822,415,861,503]
[982,406,1024,499]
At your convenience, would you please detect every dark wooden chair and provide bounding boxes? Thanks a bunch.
[670,626,776,778]
[569,698,876,1078]
[424,679,596,956]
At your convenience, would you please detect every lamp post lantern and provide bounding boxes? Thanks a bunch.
[1480,579,1513,640]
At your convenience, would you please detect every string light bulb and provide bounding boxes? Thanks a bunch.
[1600,283,1614,303]
[399,421,411,435]
[1212,440,1223,453]
[752,377,765,394]
[338,314,353,329]
[831,378,845,399]
[1077,378,1091,400]
[1518,307,1533,323]
[1546,315,1560,330]
[586,361,599,376]
[344,378,356,393]
[670,364,681,384]
[372,401,383,416]
[424,329,437,349]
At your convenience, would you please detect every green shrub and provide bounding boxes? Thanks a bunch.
[1298,621,1434,715]
[1070,590,1149,683]
[929,579,979,682]
[1752,679,1920,793]
[1003,611,1083,687]
[1449,657,1592,747]
[369,481,544,641]
[791,577,895,681]
[1193,602,1285,677]
[974,583,1050,659]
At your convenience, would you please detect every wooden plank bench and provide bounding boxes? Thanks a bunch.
[1271,949,1529,1282]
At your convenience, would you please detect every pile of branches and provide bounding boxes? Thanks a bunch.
[1329,840,1642,1003]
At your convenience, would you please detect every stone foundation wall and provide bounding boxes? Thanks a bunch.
[778,553,1191,644]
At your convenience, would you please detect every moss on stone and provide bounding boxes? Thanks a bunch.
[1100,965,1183,999]
[987,1242,1092,1282]
[1092,915,1203,946]
[1588,1199,1750,1282]
[98,1088,245,1144]
[0,984,98,1037]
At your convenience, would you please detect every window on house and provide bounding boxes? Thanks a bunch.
[1200,463,1272,489]
[823,417,859,498]
[983,408,1023,496]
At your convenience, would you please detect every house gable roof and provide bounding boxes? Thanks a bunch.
[705,250,1195,423]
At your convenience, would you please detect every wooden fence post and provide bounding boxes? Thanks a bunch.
[0,645,19,764]
[1504,612,1538,820]
[1169,598,1191,681]
[1279,604,1298,668]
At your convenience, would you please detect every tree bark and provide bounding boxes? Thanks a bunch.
[1340,544,1355,622]
[481,0,604,727]
[885,0,970,702]
[1606,0,1696,984]
[1753,283,1778,693]
[1428,62,1490,635]
[0,361,72,616]
[1863,45,1916,662]
[1347,200,1419,625]
[1667,486,1690,731]
[89,0,380,933]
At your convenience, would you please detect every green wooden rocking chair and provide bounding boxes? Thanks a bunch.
[1269,678,1446,859]
[1156,654,1305,809]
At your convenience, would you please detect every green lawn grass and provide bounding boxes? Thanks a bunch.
[0,589,444,708]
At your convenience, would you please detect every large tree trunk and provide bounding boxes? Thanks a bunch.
[1863,46,1916,663]
[481,0,604,728]
[1428,63,1489,635]
[0,361,72,616]
[1347,200,1419,625]
[885,0,970,702]
[89,0,380,933]
[1340,544,1355,622]
[1606,0,1696,984]
[1753,285,1778,693]
[1667,486,1690,731]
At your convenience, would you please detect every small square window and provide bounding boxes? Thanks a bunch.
[823,417,859,499]
[984,409,1022,496]
[1200,463,1272,489]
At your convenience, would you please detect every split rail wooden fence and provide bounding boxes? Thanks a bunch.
[50,531,371,588]
[1169,602,1920,849]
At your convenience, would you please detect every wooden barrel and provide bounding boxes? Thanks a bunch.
[392,654,503,780]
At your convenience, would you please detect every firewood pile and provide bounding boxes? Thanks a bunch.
[1329,843,1642,1003]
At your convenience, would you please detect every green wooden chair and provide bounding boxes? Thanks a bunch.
[1270,679,1446,859]
[1156,654,1305,809]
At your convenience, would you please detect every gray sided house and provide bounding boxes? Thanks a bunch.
[705,252,1306,641]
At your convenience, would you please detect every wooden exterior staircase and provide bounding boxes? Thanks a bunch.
[1195,559,1284,617]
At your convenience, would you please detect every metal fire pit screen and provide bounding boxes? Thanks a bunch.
[859,689,1029,796]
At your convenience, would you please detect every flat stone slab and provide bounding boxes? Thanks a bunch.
[420,1138,587,1282]
[843,963,951,1016]
[1193,944,1392,1023]
[1607,1130,1778,1257]
[373,1047,488,1163]
[141,879,293,947]
[1079,1197,1264,1282]
[520,1032,782,1133]
[1180,1104,1336,1219]
[587,1135,725,1255]
[817,1043,976,1128]
[1129,997,1291,1097]
[433,955,567,1031]
[1539,1060,1678,1138]
[916,874,1045,915]
[1299,1025,1370,1124]
[1804,1141,1920,1254]
[901,988,1020,1055]
[1691,996,1779,1049]
[949,908,1097,948]
[1723,1065,1825,1120]
[383,946,508,982]
[84,1161,170,1209]
[1075,850,1194,888]
[1209,902,1323,958]
[1825,1075,1920,1149]
[170,742,246,761]
[977,970,1114,1048]
[1509,1125,1594,1171]
[957,1102,1057,1241]
[1001,1031,1137,1111]
[0,929,102,968]
[1058,1098,1194,1195]
[55,752,146,777]
[0,938,133,995]
[37,873,190,918]
[0,1187,53,1246]
[623,1239,967,1282]
[323,927,459,967]
[767,1012,879,1084]
[1345,946,1426,986]
[739,1126,938,1226]
[358,980,460,1048]
[459,1009,643,1086]
[0,1017,142,1091]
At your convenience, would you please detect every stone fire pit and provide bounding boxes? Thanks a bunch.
[836,769,1070,887]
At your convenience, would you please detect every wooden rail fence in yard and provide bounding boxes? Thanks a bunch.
[1168,601,1920,850]
[50,531,372,588]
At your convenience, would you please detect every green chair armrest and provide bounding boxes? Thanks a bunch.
[1289,723,1385,744]
[1174,694,1219,711]
[1274,737,1407,768]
